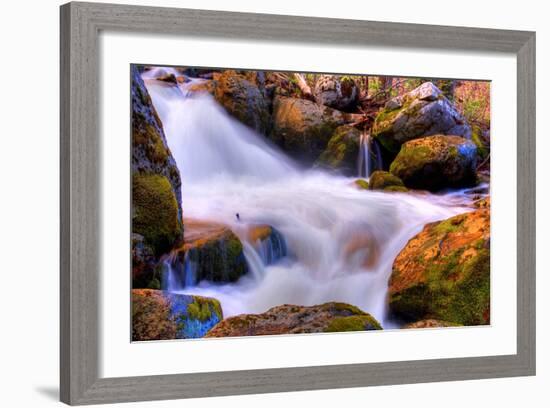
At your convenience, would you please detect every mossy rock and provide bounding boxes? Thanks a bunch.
[169,219,249,285]
[132,289,223,340]
[403,319,461,329]
[313,75,359,112]
[354,179,369,190]
[315,125,361,175]
[372,82,471,154]
[205,302,381,337]
[388,208,490,326]
[132,173,183,257]
[389,135,478,191]
[131,66,182,221]
[471,124,490,160]
[367,170,407,192]
[271,96,352,163]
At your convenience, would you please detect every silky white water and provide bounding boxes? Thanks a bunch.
[143,77,473,327]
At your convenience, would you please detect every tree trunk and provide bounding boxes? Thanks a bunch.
[293,73,314,101]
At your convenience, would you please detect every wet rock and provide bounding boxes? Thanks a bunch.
[212,70,271,135]
[132,289,223,341]
[205,302,381,337]
[131,233,160,289]
[313,75,359,111]
[390,135,478,191]
[372,82,471,153]
[131,65,183,222]
[170,219,248,285]
[245,224,287,265]
[271,96,354,162]
[132,173,183,258]
[388,208,490,326]
[315,125,361,176]
[367,170,408,192]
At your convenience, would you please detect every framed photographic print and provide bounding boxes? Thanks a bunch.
[60,2,535,405]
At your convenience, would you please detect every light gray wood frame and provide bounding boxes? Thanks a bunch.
[60,1,536,405]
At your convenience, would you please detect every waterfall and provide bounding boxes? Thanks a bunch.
[143,74,469,327]
[358,131,371,178]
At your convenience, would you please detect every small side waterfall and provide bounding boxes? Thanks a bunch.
[358,131,384,177]
[358,131,372,178]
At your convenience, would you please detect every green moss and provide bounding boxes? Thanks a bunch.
[391,247,490,326]
[132,173,182,256]
[368,171,406,191]
[327,302,366,316]
[432,215,464,235]
[354,179,369,190]
[187,297,221,322]
[471,125,489,159]
[389,144,433,178]
[324,315,382,332]
[132,112,169,165]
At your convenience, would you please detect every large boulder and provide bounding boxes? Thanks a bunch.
[389,135,478,191]
[132,66,183,288]
[169,219,248,285]
[206,302,381,337]
[212,70,271,135]
[388,208,490,326]
[132,289,223,340]
[313,75,360,112]
[315,125,361,175]
[372,82,471,153]
[131,66,182,219]
[271,96,353,162]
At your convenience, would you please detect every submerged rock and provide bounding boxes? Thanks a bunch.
[390,135,478,191]
[206,302,381,337]
[132,289,223,341]
[372,82,471,153]
[313,75,360,112]
[388,208,490,326]
[170,219,248,285]
[315,125,361,176]
[245,224,287,265]
[367,170,408,192]
[271,96,354,162]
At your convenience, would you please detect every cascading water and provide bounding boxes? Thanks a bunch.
[358,131,371,178]
[143,76,475,327]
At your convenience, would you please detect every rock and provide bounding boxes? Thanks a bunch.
[131,233,159,289]
[213,70,271,135]
[471,124,490,160]
[131,65,183,221]
[354,179,369,190]
[271,96,353,162]
[372,82,471,153]
[367,170,408,192]
[473,196,490,209]
[403,319,461,329]
[205,302,381,337]
[245,224,287,265]
[313,75,359,111]
[132,173,183,257]
[132,289,223,341]
[156,73,177,84]
[170,219,248,285]
[388,208,490,326]
[389,135,478,191]
[315,125,361,175]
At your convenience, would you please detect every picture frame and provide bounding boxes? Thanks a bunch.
[60,1,536,405]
